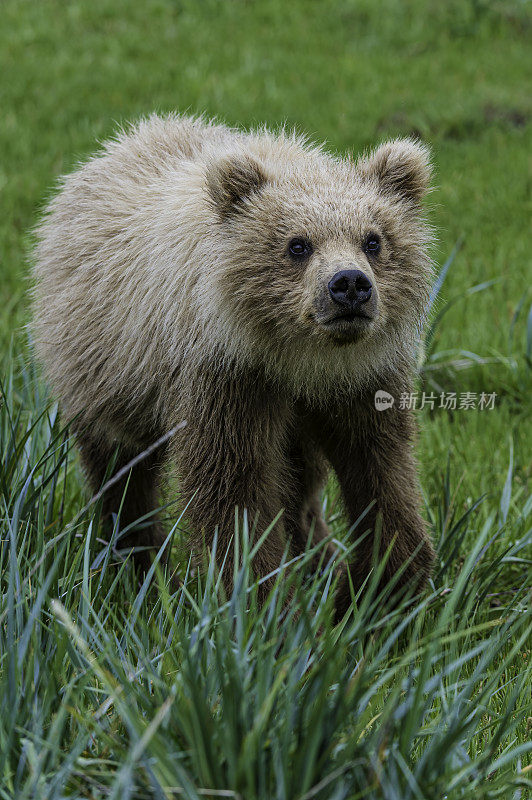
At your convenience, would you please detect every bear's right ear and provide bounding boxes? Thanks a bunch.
[206,154,268,218]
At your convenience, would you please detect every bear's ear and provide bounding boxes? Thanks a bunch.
[358,139,432,205]
[206,153,268,218]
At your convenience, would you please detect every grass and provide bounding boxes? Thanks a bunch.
[0,356,531,798]
[0,0,531,797]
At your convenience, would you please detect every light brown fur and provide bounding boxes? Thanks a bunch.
[32,113,435,611]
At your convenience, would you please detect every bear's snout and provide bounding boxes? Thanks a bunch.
[313,264,379,343]
[328,269,373,313]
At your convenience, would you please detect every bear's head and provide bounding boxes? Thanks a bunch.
[204,136,433,395]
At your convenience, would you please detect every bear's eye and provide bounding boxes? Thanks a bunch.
[364,233,381,256]
[288,237,313,260]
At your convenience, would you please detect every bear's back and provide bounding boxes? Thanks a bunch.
[31,115,239,439]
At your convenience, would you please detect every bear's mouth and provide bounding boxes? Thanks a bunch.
[317,310,376,343]
[323,311,375,329]
[328,311,373,323]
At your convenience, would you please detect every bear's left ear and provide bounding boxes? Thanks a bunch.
[358,139,432,206]
[206,153,268,218]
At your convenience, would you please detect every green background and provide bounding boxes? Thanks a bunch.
[2,0,531,500]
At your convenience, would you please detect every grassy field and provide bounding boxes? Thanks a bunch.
[1,0,531,797]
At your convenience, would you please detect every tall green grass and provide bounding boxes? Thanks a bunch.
[1,346,530,799]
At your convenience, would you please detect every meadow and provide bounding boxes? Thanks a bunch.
[0,0,531,797]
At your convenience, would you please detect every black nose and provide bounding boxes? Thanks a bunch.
[328,269,373,309]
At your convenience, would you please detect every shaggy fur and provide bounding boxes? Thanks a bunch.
[32,113,436,612]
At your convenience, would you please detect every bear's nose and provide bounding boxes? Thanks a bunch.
[328,269,373,310]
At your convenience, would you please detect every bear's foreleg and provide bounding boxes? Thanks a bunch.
[312,397,435,617]
[173,367,292,602]
[281,424,334,566]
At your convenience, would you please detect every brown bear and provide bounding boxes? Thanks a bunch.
[32,114,435,615]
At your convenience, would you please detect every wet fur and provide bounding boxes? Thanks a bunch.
[32,113,435,611]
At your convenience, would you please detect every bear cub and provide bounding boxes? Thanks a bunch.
[33,114,435,614]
